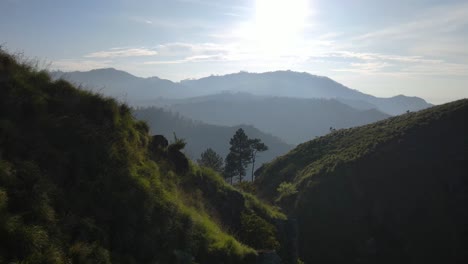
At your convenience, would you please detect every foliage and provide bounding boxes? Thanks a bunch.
[234,181,256,194]
[225,128,269,183]
[256,98,468,263]
[248,138,268,182]
[0,50,286,263]
[224,128,252,183]
[197,148,224,174]
[239,211,279,250]
[133,107,293,166]
[276,182,298,201]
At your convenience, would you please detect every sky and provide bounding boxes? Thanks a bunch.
[1,0,468,104]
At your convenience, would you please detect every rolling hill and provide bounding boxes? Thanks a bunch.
[161,92,391,145]
[256,99,468,263]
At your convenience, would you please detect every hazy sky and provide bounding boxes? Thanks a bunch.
[1,0,468,103]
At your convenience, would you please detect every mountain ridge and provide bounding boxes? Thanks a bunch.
[51,68,432,115]
[160,92,391,145]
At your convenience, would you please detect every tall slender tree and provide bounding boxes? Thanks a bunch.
[249,138,268,181]
[224,152,237,184]
[224,128,252,183]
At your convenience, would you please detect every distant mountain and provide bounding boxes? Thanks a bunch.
[256,99,468,263]
[180,71,432,115]
[158,92,391,145]
[133,106,293,179]
[50,68,187,104]
[52,69,432,115]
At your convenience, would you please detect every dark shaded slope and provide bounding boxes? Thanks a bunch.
[133,107,293,169]
[0,51,286,263]
[256,100,468,264]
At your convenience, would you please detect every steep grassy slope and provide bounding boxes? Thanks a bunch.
[256,100,468,263]
[0,50,285,264]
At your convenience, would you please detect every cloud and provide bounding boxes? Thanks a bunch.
[355,2,468,41]
[156,42,228,57]
[84,48,158,58]
[52,59,113,71]
[328,52,468,77]
[351,1,468,61]
[323,51,443,64]
[144,54,228,65]
[333,62,393,74]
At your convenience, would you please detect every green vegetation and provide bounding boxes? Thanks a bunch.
[133,106,293,167]
[197,148,224,174]
[225,128,253,183]
[0,50,285,263]
[224,128,269,183]
[276,182,297,201]
[256,99,468,263]
[249,138,268,182]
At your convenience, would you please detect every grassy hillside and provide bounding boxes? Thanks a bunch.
[0,50,286,264]
[256,99,468,263]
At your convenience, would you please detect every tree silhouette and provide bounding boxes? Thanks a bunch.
[224,129,269,183]
[197,148,224,174]
[224,128,251,183]
[249,138,268,181]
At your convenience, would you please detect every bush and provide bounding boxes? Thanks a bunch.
[276,182,298,200]
[239,211,279,250]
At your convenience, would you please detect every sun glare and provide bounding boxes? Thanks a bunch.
[254,0,309,56]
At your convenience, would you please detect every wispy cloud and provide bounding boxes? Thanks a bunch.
[144,54,228,65]
[328,51,468,77]
[52,59,113,71]
[155,42,228,57]
[323,51,443,64]
[355,2,468,42]
[84,48,158,58]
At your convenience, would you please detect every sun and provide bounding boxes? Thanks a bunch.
[254,0,310,56]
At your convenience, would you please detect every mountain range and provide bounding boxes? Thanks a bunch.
[51,68,432,115]
[156,92,391,145]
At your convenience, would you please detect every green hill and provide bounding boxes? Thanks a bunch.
[0,50,287,263]
[256,99,468,263]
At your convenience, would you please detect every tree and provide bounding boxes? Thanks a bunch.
[197,148,224,174]
[167,132,189,174]
[224,152,237,184]
[224,128,252,183]
[249,138,268,182]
